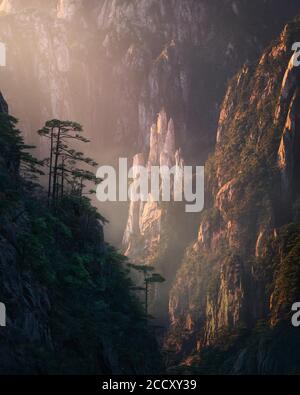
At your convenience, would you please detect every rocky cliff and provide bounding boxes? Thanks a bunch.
[123,109,183,261]
[1,0,299,244]
[0,91,162,374]
[122,109,192,321]
[2,0,300,375]
[0,93,53,373]
[1,0,299,162]
[166,18,300,374]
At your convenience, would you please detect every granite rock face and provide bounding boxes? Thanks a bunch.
[277,53,300,196]
[1,0,299,246]
[0,90,161,374]
[123,109,184,257]
[166,19,300,372]
[0,0,299,163]
[2,1,300,374]
[122,109,187,320]
[0,92,53,373]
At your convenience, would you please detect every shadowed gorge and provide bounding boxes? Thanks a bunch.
[0,93,162,374]
[1,0,300,376]
[1,0,300,244]
[166,19,300,374]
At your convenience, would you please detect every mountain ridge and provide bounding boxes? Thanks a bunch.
[166,17,300,374]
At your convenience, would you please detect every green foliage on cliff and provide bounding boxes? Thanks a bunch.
[0,113,42,211]
[268,223,300,321]
[173,321,300,375]
[168,17,300,375]
[0,113,162,374]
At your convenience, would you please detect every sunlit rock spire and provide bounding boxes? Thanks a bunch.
[148,124,159,166]
[57,0,83,21]
[157,109,168,149]
[0,0,13,13]
[122,153,145,252]
[160,118,176,168]
[122,110,184,260]
[164,118,176,157]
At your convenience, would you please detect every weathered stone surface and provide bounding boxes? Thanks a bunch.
[122,110,189,321]
[123,110,183,263]
[167,19,300,370]
[0,92,53,373]
[0,0,298,163]
[278,88,300,194]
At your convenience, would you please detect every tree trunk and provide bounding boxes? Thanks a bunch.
[61,157,65,198]
[145,280,149,316]
[48,127,54,204]
[52,126,61,204]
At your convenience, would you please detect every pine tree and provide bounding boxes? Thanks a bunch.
[127,263,165,316]
[0,113,43,188]
[38,120,98,205]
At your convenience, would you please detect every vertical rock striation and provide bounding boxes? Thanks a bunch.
[123,109,183,262]
[0,90,162,374]
[167,18,300,373]
[122,109,189,321]
[0,0,299,163]
[0,91,53,373]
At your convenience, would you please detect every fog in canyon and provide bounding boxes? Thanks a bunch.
[1,0,299,245]
[2,2,300,371]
